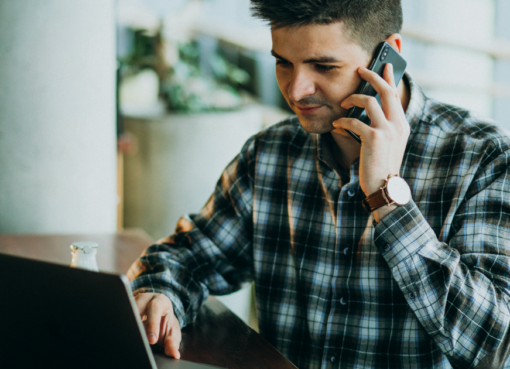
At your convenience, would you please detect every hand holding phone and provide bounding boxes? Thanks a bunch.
[345,42,407,143]
[332,41,411,202]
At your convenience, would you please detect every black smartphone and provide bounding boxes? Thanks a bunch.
[345,41,407,143]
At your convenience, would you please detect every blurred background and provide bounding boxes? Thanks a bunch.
[1,0,509,328]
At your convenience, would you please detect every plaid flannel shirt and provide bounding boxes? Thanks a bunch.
[129,74,510,369]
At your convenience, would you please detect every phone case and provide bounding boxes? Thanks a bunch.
[346,42,407,142]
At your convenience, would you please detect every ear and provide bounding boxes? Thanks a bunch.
[385,33,403,53]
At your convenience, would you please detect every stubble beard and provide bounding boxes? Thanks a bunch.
[289,95,346,135]
[298,106,346,135]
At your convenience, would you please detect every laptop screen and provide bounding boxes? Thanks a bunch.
[0,253,223,369]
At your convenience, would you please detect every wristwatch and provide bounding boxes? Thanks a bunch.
[362,174,411,213]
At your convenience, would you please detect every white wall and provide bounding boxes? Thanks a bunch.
[0,0,117,234]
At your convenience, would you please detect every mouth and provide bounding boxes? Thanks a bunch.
[295,105,323,114]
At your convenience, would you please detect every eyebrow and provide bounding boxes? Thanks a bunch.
[271,50,341,64]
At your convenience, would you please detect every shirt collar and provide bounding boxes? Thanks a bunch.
[403,72,427,131]
[317,133,359,184]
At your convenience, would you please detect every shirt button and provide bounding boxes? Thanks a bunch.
[384,244,391,251]
[330,356,336,363]
[343,247,349,255]
[409,292,415,299]
[347,189,356,197]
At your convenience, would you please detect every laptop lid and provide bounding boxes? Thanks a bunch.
[0,253,221,369]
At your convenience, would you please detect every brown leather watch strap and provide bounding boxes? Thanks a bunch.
[363,188,390,212]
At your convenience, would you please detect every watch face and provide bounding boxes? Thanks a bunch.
[386,177,411,205]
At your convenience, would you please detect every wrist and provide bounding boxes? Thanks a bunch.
[373,203,398,223]
[362,174,412,214]
[363,176,390,197]
[364,184,383,198]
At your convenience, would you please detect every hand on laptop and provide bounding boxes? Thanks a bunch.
[135,292,182,359]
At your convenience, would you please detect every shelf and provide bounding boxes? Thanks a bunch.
[410,71,510,98]
[194,21,510,61]
[192,21,510,95]
[402,25,510,60]
[193,21,272,53]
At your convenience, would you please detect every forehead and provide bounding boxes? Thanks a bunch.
[271,22,369,63]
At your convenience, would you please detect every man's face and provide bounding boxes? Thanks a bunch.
[271,22,371,134]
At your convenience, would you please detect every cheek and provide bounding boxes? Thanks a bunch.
[319,79,350,103]
[323,70,362,103]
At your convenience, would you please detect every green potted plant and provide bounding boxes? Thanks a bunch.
[118,0,250,115]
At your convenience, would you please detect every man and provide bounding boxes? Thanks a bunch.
[128,1,510,368]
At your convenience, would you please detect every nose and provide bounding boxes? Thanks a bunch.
[287,69,316,103]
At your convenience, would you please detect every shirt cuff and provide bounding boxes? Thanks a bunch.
[373,199,438,269]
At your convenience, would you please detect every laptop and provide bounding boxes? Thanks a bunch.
[0,253,222,369]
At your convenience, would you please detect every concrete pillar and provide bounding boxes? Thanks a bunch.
[0,0,117,233]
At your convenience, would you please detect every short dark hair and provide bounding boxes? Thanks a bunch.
[250,0,403,54]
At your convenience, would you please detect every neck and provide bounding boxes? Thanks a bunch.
[331,76,410,170]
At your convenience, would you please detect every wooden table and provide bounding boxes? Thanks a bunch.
[0,230,297,369]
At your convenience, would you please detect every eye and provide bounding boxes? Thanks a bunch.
[315,64,335,72]
[276,59,291,68]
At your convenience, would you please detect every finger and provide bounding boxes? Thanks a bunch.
[164,319,182,359]
[146,296,170,344]
[156,308,174,345]
[332,117,373,142]
[341,95,386,127]
[357,66,402,121]
[358,66,395,95]
[382,64,407,122]
[383,63,397,90]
